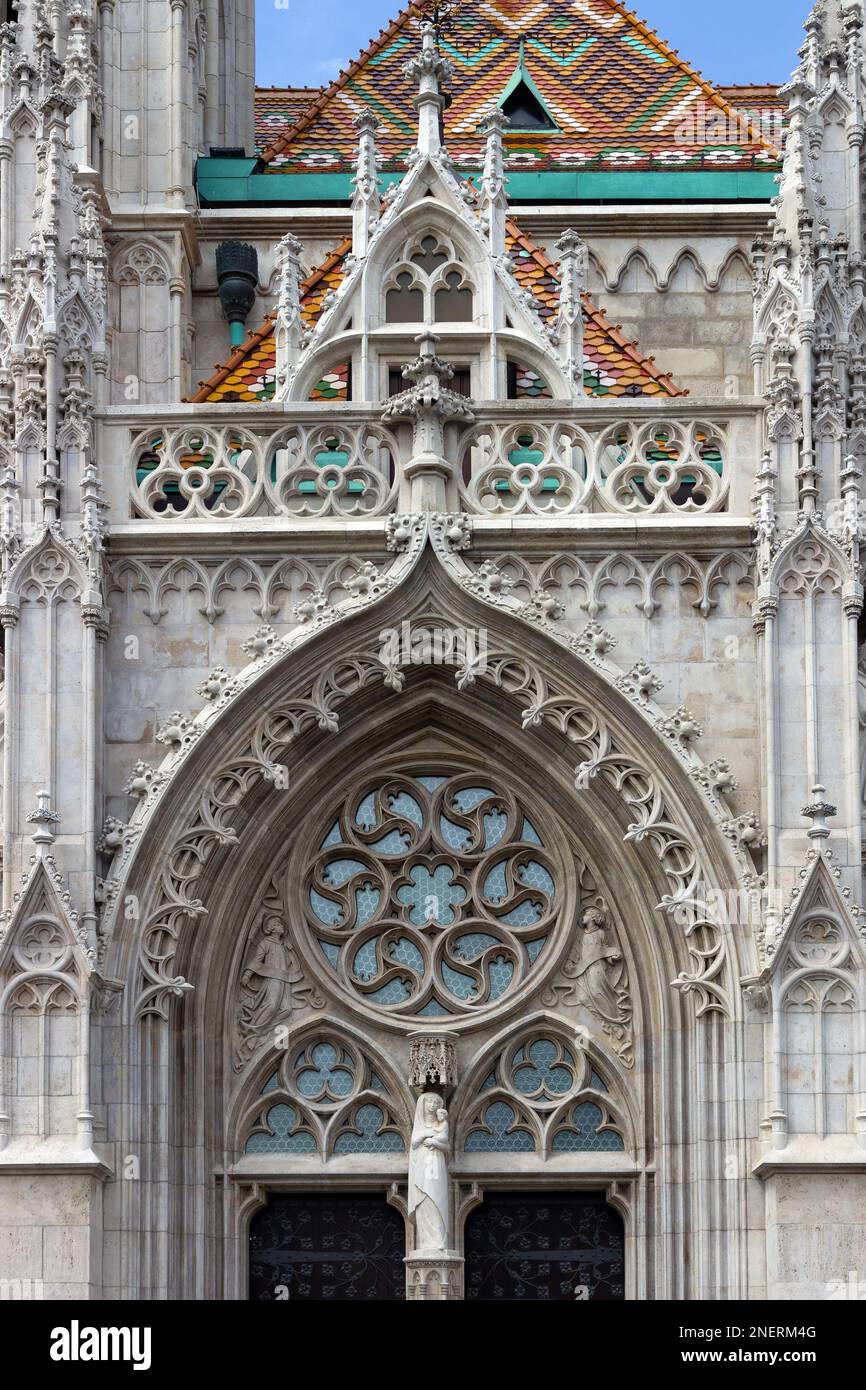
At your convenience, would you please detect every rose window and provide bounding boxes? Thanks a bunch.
[299,771,563,1021]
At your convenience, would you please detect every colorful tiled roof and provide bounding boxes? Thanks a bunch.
[257,0,779,175]
[188,242,353,404]
[505,219,684,397]
[190,219,685,403]
[255,86,324,154]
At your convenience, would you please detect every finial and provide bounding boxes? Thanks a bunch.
[478,107,509,255]
[351,107,381,258]
[403,20,453,156]
[28,790,60,848]
[801,784,837,840]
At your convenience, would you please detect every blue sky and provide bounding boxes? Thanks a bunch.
[255,0,814,89]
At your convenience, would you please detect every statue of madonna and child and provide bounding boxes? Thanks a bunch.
[408,1091,451,1253]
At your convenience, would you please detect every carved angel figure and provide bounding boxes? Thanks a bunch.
[408,1091,450,1253]
[238,916,302,1034]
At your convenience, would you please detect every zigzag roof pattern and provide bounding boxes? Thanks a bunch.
[258,0,780,176]
[191,219,684,403]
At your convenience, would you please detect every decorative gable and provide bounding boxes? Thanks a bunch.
[193,219,683,404]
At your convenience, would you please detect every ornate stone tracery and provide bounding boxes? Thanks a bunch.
[296,766,567,1024]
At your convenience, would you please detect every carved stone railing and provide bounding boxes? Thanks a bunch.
[129,421,399,520]
[116,399,758,524]
[459,416,729,516]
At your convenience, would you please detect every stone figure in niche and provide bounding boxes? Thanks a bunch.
[544,904,634,1066]
[238,916,303,1033]
[408,1091,450,1252]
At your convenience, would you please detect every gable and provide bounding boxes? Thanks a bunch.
[258,0,779,176]
[191,218,684,404]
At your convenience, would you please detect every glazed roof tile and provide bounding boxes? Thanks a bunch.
[255,86,325,153]
[191,219,685,403]
[255,0,779,175]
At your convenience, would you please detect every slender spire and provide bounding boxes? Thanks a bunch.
[274,232,304,396]
[478,108,509,256]
[351,108,381,258]
[403,20,452,157]
[554,230,588,391]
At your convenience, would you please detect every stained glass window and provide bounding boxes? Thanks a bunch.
[301,771,560,1019]
[242,1037,406,1156]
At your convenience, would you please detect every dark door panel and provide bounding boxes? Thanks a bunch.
[465,1192,625,1301]
[249,1193,406,1300]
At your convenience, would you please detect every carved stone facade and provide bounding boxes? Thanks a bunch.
[0,0,865,1303]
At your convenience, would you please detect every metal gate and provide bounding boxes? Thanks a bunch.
[464,1192,625,1301]
[249,1193,406,1300]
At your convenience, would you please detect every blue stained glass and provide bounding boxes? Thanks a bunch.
[310,889,342,926]
[455,932,499,960]
[439,815,471,850]
[369,1072,385,1091]
[480,1072,497,1091]
[453,787,495,811]
[498,900,542,927]
[355,884,381,926]
[245,1104,316,1154]
[324,858,367,888]
[488,955,514,999]
[367,829,411,854]
[388,790,424,825]
[334,1103,405,1153]
[416,999,450,1017]
[321,821,343,848]
[483,862,508,903]
[388,937,425,972]
[513,1039,573,1095]
[416,774,447,791]
[526,937,546,963]
[261,1072,279,1094]
[442,961,479,1000]
[297,1044,354,1102]
[518,860,555,895]
[464,1101,535,1152]
[352,939,379,981]
[318,939,340,966]
[590,1071,608,1092]
[355,792,378,828]
[366,977,412,1005]
[551,1102,624,1152]
[521,817,543,845]
[483,809,508,847]
[397,863,466,925]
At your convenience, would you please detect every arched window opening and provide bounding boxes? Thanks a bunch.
[411,236,449,276]
[385,272,424,324]
[434,271,473,322]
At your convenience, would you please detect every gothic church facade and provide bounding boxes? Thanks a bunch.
[0,0,865,1301]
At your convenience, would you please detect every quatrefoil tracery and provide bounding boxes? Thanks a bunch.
[298,771,563,1021]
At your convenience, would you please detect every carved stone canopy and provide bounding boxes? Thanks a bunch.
[409,1034,457,1092]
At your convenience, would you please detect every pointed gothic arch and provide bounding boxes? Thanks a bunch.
[95,537,757,1299]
